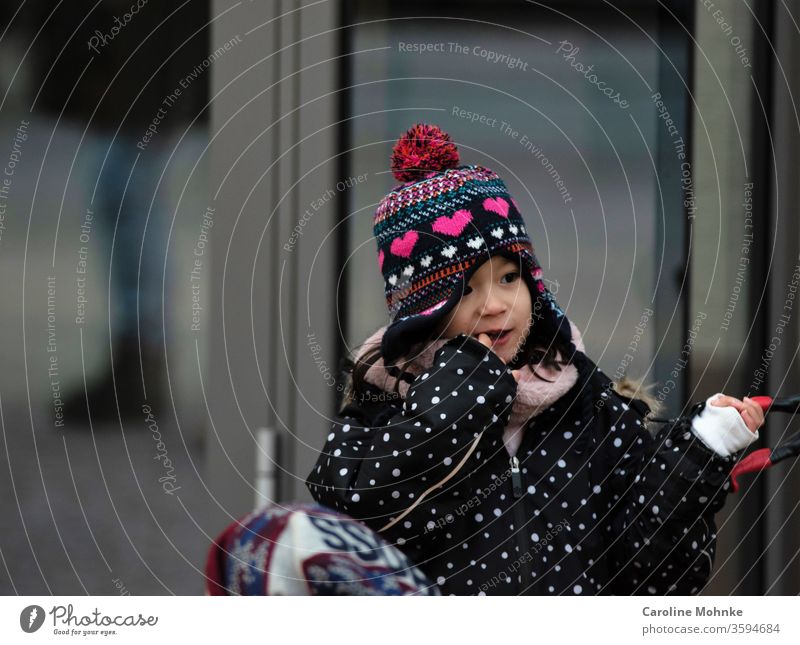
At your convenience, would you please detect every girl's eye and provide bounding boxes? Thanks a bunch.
[463,272,518,295]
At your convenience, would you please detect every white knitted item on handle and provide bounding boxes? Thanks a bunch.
[690,393,759,458]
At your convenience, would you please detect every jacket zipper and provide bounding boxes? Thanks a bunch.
[509,455,534,592]
[510,456,524,497]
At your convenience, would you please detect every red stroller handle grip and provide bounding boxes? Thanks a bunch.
[730,448,772,493]
[751,396,773,412]
[752,394,800,414]
[727,395,800,492]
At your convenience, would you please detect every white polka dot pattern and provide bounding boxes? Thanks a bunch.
[306,339,742,596]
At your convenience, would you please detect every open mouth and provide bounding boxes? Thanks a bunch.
[484,329,512,343]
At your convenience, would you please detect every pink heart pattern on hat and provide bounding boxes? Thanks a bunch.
[390,230,419,258]
[431,209,473,237]
[483,197,509,218]
[378,249,385,271]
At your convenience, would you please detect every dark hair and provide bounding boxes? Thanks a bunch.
[339,291,575,412]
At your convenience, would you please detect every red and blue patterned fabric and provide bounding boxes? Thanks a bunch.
[205,502,440,595]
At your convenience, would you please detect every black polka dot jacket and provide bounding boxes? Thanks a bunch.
[306,333,741,595]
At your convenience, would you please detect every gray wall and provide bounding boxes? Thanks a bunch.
[691,0,800,595]
[206,0,340,528]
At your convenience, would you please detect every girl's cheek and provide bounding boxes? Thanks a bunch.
[449,310,473,336]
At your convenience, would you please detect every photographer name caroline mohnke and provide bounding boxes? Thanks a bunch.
[643,606,743,617]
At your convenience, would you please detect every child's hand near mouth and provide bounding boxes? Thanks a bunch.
[476,332,521,382]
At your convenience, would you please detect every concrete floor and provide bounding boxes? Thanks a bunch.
[0,404,211,595]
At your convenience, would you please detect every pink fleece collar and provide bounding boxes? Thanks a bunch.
[354,321,586,456]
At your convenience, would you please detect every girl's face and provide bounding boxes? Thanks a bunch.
[436,255,533,364]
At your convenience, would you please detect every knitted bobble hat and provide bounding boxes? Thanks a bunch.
[374,123,573,364]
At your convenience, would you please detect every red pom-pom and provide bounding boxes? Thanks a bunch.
[391,123,459,182]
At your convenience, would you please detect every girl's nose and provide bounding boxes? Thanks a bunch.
[480,290,507,316]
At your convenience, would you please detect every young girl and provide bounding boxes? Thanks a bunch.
[306,123,764,595]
